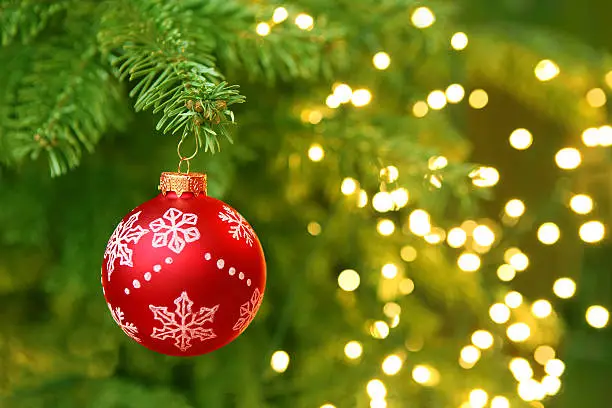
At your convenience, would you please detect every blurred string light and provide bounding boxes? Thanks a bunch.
[352,89,372,107]
[326,94,341,108]
[427,90,447,110]
[491,396,510,408]
[531,299,553,318]
[469,389,488,408]
[338,269,360,291]
[505,198,526,217]
[598,125,612,146]
[428,155,448,170]
[358,190,368,208]
[537,222,560,245]
[509,358,533,381]
[381,263,398,279]
[409,209,431,236]
[586,87,607,108]
[370,321,390,339]
[542,375,562,396]
[450,32,468,50]
[534,59,560,81]
[534,345,556,365]
[472,330,494,349]
[413,101,429,117]
[373,52,391,70]
[545,359,565,377]
[380,165,399,182]
[509,251,529,271]
[373,192,394,213]
[582,127,600,147]
[447,227,467,248]
[370,400,387,408]
[517,379,546,402]
[505,291,523,308]
[295,13,314,30]
[391,188,409,208]
[271,350,290,372]
[579,220,605,243]
[586,305,609,328]
[383,302,401,318]
[333,83,353,103]
[412,365,439,386]
[320,404,336,408]
[367,379,387,399]
[469,89,489,109]
[344,341,363,359]
[446,84,465,103]
[272,7,289,23]
[457,252,481,272]
[399,278,415,295]
[377,219,395,236]
[341,178,358,195]
[555,147,581,169]
[489,303,511,323]
[470,166,499,187]
[424,227,445,244]
[570,194,593,214]
[507,323,531,342]
[553,277,576,299]
[460,345,481,365]
[473,225,495,246]
[256,22,271,36]
[308,221,321,236]
[509,128,533,150]
[382,354,403,375]
[400,245,417,262]
[503,247,521,263]
[308,143,325,161]
[411,7,435,28]
[497,264,516,282]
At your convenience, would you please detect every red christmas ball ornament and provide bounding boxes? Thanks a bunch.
[101,172,266,357]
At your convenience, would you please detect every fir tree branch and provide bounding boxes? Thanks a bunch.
[98,0,245,153]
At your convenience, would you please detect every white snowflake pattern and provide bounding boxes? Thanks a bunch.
[218,205,254,247]
[108,303,141,342]
[149,208,200,254]
[232,288,262,333]
[104,211,149,281]
[149,291,219,352]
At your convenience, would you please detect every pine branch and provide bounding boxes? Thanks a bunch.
[0,0,69,46]
[98,0,245,153]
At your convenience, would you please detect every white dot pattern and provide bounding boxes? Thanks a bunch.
[133,279,141,288]
[144,272,152,281]
[124,288,130,295]
[217,259,225,269]
[153,264,161,272]
[165,257,173,264]
[204,253,211,260]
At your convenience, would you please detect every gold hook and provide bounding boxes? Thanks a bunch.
[177,134,199,174]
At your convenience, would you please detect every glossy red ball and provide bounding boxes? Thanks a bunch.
[101,192,266,357]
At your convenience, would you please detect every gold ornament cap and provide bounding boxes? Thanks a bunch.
[159,172,207,197]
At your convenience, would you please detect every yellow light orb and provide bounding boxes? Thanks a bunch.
[338,269,360,291]
[381,263,398,279]
[391,188,409,208]
[424,228,445,244]
[351,89,372,107]
[400,245,417,262]
[505,199,525,217]
[450,32,468,50]
[326,94,340,108]
[256,22,271,36]
[503,247,521,263]
[469,389,488,408]
[470,166,499,187]
[294,13,314,30]
[606,71,612,89]
[517,379,545,402]
[490,396,510,408]
[509,128,533,150]
[333,83,353,103]
[555,147,582,170]
[382,354,403,375]
[445,84,465,103]
[272,7,289,23]
[412,101,429,118]
[537,222,560,245]
[377,219,395,236]
[412,365,432,384]
[370,321,390,339]
[570,194,593,214]
[366,379,387,399]
[473,225,495,246]
[344,340,363,359]
[380,165,399,182]
[411,7,435,28]
[457,252,481,272]
[579,220,605,243]
[553,277,576,299]
[373,52,391,70]
[598,125,612,146]
[534,59,560,81]
[507,323,531,342]
[509,252,529,271]
[509,358,533,381]
[427,90,447,110]
[582,127,600,147]
[447,227,467,248]
[308,143,325,161]
[383,302,401,318]
[489,303,511,324]
[399,278,415,295]
[505,291,523,308]
[497,264,516,282]
[271,350,290,372]
[531,299,553,318]
[542,375,562,396]
[372,192,394,213]
[409,209,431,236]
[358,190,368,208]
[545,359,565,377]
[586,87,607,107]
[370,400,387,408]
[320,404,336,408]
[586,305,609,328]
[460,345,481,364]
[341,178,358,195]
[308,110,322,124]
[471,330,494,349]
[428,155,448,170]
[469,89,489,109]
[534,345,556,365]
[307,221,322,236]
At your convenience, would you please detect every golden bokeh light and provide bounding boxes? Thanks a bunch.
[534,345,556,365]
[308,143,325,161]
[370,321,390,339]
[509,252,529,271]
[505,199,526,217]
[469,389,488,408]
[411,7,435,28]
[473,225,495,246]
[351,89,372,107]
[308,221,322,236]
[586,305,609,328]
[545,359,565,377]
[505,291,523,308]
[271,350,290,372]
[377,219,395,236]
[537,222,560,245]
[542,375,562,396]
[569,194,593,214]
[451,32,468,50]
[553,277,576,299]
[555,147,581,170]
[366,379,387,399]
[509,128,533,150]
[460,345,481,364]
[399,278,415,295]
[447,227,467,248]
[427,90,447,110]
[256,22,271,36]
[531,299,553,318]
[341,177,358,195]
[409,209,431,236]
[469,89,489,109]
[579,220,605,243]
[490,396,510,408]
[373,52,391,70]
[470,166,499,187]
[489,303,511,324]
[382,354,403,375]
[471,330,494,349]
[344,340,363,359]
[338,269,360,291]
[381,263,398,279]
[294,13,314,30]
[372,192,394,213]
[391,188,409,208]
[497,264,516,282]
[446,84,465,103]
[457,252,481,272]
[507,323,531,342]
[534,59,560,81]
[272,7,289,23]
[586,87,607,107]
[333,83,353,103]
[412,101,429,117]
[400,245,417,262]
